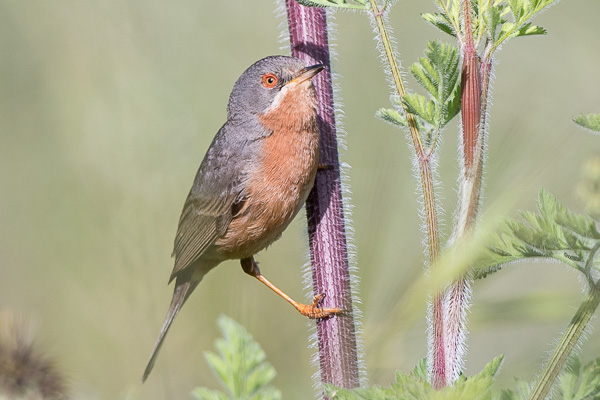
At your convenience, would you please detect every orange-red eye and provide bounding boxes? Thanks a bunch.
[261,73,278,88]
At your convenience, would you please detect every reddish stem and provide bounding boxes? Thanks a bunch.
[430,293,446,389]
[461,0,481,174]
[285,0,360,392]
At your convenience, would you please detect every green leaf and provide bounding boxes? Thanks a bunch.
[557,357,600,400]
[573,113,600,134]
[488,0,558,51]
[494,378,531,400]
[482,3,506,43]
[192,315,281,400]
[376,107,408,127]
[511,22,547,37]
[474,189,600,280]
[328,356,503,399]
[407,40,461,129]
[191,388,229,400]
[444,89,461,126]
[326,384,395,399]
[506,0,523,20]
[421,13,457,37]
[403,93,437,126]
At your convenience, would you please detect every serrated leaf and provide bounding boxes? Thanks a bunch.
[573,113,600,134]
[493,0,558,48]
[407,40,461,129]
[422,12,457,37]
[412,358,429,382]
[494,378,531,400]
[329,356,504,400]
[326,384,394,399]
[410,57,438,99]
[511,22,547,37]
[193,315,281,400]
[444,89,461,126]
[404,93,437,126]
[376,107,408,127]
[557,357,600,400]
[474,189,600,280]
[483,3,505,43]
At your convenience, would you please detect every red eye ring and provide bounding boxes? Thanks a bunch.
[261,73,278,88]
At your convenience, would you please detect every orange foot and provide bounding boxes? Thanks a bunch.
[295,294,342,319]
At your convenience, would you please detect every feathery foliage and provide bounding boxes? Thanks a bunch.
[424,0,557,52]
[473,189,600,282]
[325,356,503,399]
[191,315,281,400]
[376,40,461,148]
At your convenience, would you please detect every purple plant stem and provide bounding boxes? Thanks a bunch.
[285,0,360,392]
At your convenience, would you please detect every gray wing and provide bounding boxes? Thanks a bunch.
[169,121,262,282]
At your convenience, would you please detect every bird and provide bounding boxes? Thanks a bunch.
[143,55,342,381]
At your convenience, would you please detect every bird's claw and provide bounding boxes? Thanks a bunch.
[296,293,342,319]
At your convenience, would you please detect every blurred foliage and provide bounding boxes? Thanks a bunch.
[573,113,600,135]
[1,0,600,399]
[192,315,281,400]
[576,155,600,218]
[326,356,503,399]
[474,189,600,283]
[555,357,600,400]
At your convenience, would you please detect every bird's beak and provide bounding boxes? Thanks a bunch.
[286,64,325,86]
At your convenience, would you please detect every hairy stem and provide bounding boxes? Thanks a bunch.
[368,0,443,387]
[443,0,485,385]
[528,289,600,400]
[285,1,360,393]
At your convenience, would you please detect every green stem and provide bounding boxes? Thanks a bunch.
[368,0,425,158]
[367,0,439,265]
[528,289,600,400]
[368,0,443,387]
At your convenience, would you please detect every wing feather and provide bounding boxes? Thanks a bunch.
[167,121,263,282]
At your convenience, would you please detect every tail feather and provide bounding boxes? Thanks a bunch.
[143,275,201,381]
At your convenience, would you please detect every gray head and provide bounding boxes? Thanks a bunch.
[227,55,324,118]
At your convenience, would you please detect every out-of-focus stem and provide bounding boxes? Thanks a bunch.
[285,1,360,393]
[368,0,444,388]
[529,289,600,400]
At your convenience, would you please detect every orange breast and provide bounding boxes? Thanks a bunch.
[216,82,320,259]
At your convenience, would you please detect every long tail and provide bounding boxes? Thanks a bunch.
[143,274,201,381]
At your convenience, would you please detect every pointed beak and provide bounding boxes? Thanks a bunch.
[286,64,325,86]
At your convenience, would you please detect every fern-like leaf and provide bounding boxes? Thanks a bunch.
[191,315,281,400]
[404,40,461,130]
[474,189,600,280]
[557,357,600,400]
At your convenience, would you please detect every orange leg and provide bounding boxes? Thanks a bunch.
[241,257,341,319]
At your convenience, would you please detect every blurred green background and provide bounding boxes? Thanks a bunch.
[1,0,599,398]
